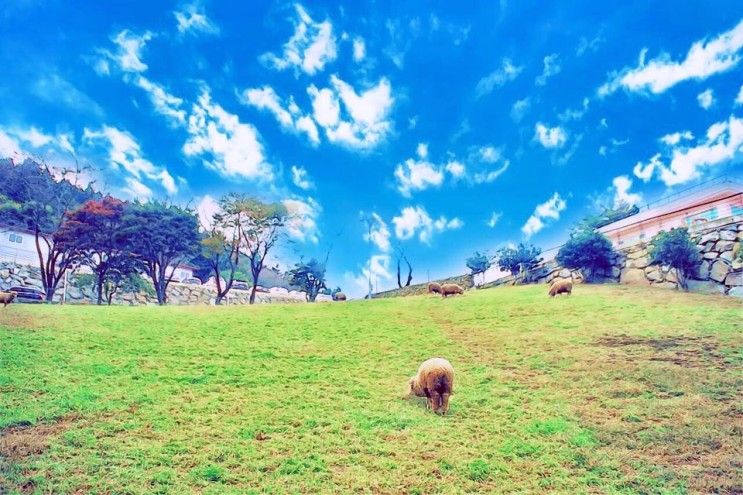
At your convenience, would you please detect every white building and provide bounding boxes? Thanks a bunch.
[0,225,46,265]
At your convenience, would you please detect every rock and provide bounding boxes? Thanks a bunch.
[626,248,647,260]
[728,287,743,298]
[709,261,730,283]
[687,279,726,295]
[645,267,663,282]
[703,251,719,260]
[665,269,679,283]
[651,281,677,289]
[611,266,621,279]
[719,230,737,241]
[720,251,734,263]
[699,232,720,243]
[628,257,649,269]
[620,268,649,285]
[724,271,743,286]
[733,260,743,271]
[714,240,734,252]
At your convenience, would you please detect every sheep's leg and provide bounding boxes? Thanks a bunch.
[429,392,441,413]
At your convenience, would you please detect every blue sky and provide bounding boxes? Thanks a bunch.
[1,1,742,296]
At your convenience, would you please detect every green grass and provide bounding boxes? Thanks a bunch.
[1,284,741,494]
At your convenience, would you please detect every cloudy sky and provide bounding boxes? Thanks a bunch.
[1,1,742,296]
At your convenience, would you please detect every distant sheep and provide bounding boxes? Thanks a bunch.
[427,282,442,294]
[548,279,573,297]
[407,357,455,415]
[333,292,347,301]
[440,283,464,297]
[0,291,17,307]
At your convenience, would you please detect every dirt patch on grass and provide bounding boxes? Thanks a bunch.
[595,334,728,369]
[0,414,79,460]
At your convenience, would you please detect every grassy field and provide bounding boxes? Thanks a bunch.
[1,285,741,494]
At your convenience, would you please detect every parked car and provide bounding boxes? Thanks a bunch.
[8,286,45,303]
[232,282,250,290]
[255,285,270,293]
[182,277,202,285]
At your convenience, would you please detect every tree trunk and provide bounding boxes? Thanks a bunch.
[96,272,104,305]
[215,294,224,305]
[249,285,257,304]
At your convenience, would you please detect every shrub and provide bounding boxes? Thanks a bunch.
[648,228,701,290]
[497,243,542,277]
[556,232,615,282]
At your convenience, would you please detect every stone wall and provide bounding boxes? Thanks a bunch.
[372,274,474,298]
[0,261,309,305]
[524,217,743,297]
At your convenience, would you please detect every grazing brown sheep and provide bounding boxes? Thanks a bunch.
[0,291,17,307]
[440,283,464,297]
[407,357,455,415]
[427,282,442,294]
[333,292,347,301]
[548,279,573,297]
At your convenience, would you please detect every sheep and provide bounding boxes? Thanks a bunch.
[0,291,17,307]
[440,283,464,297]
[548,279,573,297]
[407,357,455,415]
[333,292,347,301]
[427,282,442,294]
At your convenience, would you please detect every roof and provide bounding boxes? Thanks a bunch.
[598,178,743,234]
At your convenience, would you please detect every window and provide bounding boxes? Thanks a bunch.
[732,205,743,217]
[8,233,22,244]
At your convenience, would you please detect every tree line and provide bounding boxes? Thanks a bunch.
[0,158,335,305]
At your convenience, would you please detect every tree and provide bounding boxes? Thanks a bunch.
[191,198,242,305]
[0,158,95,302]
[222,195,288,304]
[395,248,413,288]
[573,202,639,234]
[288,258,327,302]
[119,202,200,305]
[56,197,127,305]
[556,231,615,282]
[466,251,493,284]
[648,228,700,290]
[100,258,147,305]
[496,243,542,277]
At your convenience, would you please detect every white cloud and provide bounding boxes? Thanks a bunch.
[612,175,642,206]
[196,194,220,229]
[308,76,394,149]
[416,142,428,159]
[576,33,604,56]
[736,85,743,106]
[522,192,566,238]
[0,127,76,160]
[261,4,337,76]
[122,177,153,201]
[697,88,715,109]
[394,157,444,197]
[558,97,590,122]
[534,123,568,149]
[535,53,561,86]
[241,86,320,145]
[633,114,743,186]
[510,97,530,122]
[363,212,391,252]
[352,37,366,62]
[133,76,186,125]
[174,2,219,36]
[183,89,272,181]
[84,125,178,196]
[32,74,104,117]
[476,58,522,97]
[111,30,153,73]
[599,20,743,96]
[344,254,393,297]
[659,130,694,146]
[283,197,321,244]
[392,206,462,244]
[291,165,314,190]
[487,211,502,228]
[445,160,466,178]
[473,161,509,184]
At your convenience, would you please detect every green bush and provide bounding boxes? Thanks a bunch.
[648,228,700,290]
[556,232,615,282]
